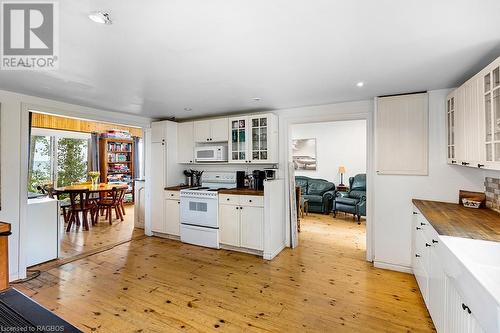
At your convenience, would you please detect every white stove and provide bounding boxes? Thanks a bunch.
[179,172,236,248]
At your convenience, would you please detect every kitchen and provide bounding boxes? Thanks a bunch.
[147,114,286,259]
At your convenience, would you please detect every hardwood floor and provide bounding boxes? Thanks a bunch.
[18,213,435,332]
[59,205,140,259]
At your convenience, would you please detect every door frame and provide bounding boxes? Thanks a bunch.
[281,109,374,262]
[18,103,150,280]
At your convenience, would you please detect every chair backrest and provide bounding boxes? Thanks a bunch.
[106,187,126,205]
[67,189,91,211]
[348,174,366,199]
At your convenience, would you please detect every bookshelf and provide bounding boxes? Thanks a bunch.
[99,138,135,204]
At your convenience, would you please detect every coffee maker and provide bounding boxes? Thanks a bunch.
[252,170,266,191]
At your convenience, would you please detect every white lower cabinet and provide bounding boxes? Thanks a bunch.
[164,198,180,236]
[240,206,264,250]
[219,204,240,246]
[152,190,180,236]
[412,207,485,333]
[219,194,264,251]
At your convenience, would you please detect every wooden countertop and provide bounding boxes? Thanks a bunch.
[0,222,10,234]
[164,185,192,191]
[412,199,500,242]
[219,188,264,196]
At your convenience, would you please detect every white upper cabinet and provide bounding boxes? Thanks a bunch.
[151,121,165,143]
[177,122,194,164]
[210,118,229,142]
[483,59,500,168]
[448,56,500,170]
[194,118,228,143]
[228,113,278,164]
[376,93,428,175]
[446,92,456,164]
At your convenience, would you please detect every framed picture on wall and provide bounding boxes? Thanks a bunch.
[292,138,317,170]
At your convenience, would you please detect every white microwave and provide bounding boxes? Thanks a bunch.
[195,146,228,162]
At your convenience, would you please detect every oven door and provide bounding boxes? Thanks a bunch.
[195,148,217,162]
[180,195,218,228]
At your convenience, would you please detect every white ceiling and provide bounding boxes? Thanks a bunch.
[1,0,500,120]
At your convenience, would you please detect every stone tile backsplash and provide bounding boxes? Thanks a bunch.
[485,177,500,212]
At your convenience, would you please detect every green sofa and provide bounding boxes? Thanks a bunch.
[295,176,336,214]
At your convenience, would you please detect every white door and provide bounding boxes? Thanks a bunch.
[164,199,180,236]
[228,117,249,163]
[240,206,263,250]
[194,120,211,143]
[219,204,240,246]
[177,122,194,163]
[151,142,165,233]
[210,118,229,142]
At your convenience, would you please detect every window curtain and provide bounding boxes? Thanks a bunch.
[89,132,100,173]
[133,136,140,179]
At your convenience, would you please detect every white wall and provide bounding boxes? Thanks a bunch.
[373,89,486,271]
[0,89,150,281]
[291,120,366,184]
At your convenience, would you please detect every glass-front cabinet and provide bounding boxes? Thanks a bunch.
[484,63,500,165]
[446,93,456,163]
[229,113,277,164]
[230,117,248,162]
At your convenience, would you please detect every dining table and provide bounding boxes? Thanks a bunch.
[54,183,128,193]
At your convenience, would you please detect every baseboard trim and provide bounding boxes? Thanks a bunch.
[220,244,263,257]
[263,243,286,261]
[374,261,412,274]
[151,232,181,241]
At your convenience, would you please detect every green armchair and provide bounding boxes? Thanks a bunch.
[295,176,336,214]
[333,174,366,222]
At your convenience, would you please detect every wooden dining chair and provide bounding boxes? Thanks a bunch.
[66,189,97,231]
[97,187,125,225]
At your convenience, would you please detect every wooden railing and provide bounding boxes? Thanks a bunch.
[0,222,11,291]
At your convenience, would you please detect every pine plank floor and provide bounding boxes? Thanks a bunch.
[17,213,435,332]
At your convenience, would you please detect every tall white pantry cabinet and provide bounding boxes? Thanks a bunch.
[446,56,500,169]
[150,121,183,235]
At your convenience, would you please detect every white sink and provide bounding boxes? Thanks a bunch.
[440,236,500,333]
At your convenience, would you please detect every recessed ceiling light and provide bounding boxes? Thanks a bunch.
[356,81,364,87]
[252,97,261,102]
[184,107,192,111]
[88,11,112,25]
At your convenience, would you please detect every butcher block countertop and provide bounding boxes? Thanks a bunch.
[164,185,192,191]
[219,188,264,196]
[0,222,10,234]
[412,199,500,242]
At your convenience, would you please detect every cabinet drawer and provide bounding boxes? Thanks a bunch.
[219,194,240,205]
[240,195,263,207]
[165,190,180,200]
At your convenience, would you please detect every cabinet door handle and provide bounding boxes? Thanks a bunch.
[415,254,420,258]
[416,227,421,230]
[412,212,418,215]
[478,164,484,168]
[462,303,472,314]
[461,162,469,166]
[432,239,438,244]
[425,243,431,247]
[249,200,252,203]
[236,207,239,210]
[240,206,243,209]
[451,160,457,164]
[227,198,230,201]
[420,222,426,226]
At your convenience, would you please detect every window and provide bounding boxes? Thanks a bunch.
[28,128,91,192]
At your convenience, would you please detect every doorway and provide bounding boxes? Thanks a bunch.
[280,110,374,261]
[26,111,144,266]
